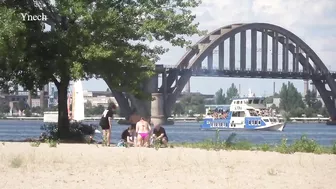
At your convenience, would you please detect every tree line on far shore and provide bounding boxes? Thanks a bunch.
[0,99,118,117]
[172,81,328,118]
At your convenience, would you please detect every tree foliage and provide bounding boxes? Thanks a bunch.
[226,83,239,101]
[178,93,205,115]
[214,84,239,105]
[278,82,327,117]
[172,102,185,116]
[279,82,305,112]
[304,90,323,110]
[215,88,226,104]
[0,0,204,136]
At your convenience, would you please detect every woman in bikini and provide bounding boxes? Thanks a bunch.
[135,117,151,147]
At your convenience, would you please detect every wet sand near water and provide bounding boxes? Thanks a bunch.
[0,142,335,189]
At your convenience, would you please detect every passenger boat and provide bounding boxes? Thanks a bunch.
[200,91,286,131]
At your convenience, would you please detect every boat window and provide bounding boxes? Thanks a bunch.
[264,119,269,122]
[260,100,264,104]
[248,121,251,125]
[258,120,261,125]
[232,112,238,117]
[253,99,259,104]
[239,111,245,117]
[254,120,257,125]
[248,100,252,104]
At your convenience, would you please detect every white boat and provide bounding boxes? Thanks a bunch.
[200,90,286,131]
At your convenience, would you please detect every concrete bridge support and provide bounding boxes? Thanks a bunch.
[150,93,165,126]
[111,66,170,125]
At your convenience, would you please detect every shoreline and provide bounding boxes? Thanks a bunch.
[0,116,331,124]
[0,142,335,188]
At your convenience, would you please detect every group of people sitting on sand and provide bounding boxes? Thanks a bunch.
[119,117,168,147]
[99,103,168,147]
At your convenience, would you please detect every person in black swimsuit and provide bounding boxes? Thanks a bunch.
[121,124,136,147]
[152,124,168,147]
[99,103,116,146]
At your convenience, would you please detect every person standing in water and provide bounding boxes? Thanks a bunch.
[99,103,116,146]
[136,117,151,147]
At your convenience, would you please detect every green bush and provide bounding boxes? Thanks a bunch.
[40,122,98,143]
[175,130,335,155]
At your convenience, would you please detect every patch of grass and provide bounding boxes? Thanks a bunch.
[174,130,336,155]
[30,141,41,147]
[10,155,23,168]
[332,142,336,154]
[46,139,58,148]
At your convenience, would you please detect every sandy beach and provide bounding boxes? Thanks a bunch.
[0,142,335,189]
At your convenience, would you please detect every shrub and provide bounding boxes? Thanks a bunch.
[40,122,99,143]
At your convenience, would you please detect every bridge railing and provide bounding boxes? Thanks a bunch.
[162,65,336,75]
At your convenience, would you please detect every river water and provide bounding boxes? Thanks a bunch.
[0,120,336,146]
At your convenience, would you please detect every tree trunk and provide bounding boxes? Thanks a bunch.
[56,80,70,139]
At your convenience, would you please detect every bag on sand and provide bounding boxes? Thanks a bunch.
[117,139,126,147]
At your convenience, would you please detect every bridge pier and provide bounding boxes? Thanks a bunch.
[150,93,166,126]
[111,66,171,125]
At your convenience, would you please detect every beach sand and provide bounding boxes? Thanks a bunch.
[0,142,335,189]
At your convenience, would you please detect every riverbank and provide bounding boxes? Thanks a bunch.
[0,142,335,189]
[0,116,331,123]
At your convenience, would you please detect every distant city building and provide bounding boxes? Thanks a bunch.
[268,97,324,108]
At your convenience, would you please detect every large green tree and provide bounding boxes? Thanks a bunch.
[0,0,203,137]
[225,83,239,103]
[279,82,305,114]
[215,88,226,104]
[179,93,205,114]
[304,89,322,110]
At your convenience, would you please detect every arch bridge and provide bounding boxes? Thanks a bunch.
[110,23,336,124]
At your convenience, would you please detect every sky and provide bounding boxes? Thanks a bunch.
[80,0,336,96]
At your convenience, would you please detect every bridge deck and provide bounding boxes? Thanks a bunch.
[158,67,336,80]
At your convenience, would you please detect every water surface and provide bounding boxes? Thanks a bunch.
[0,120,336,146]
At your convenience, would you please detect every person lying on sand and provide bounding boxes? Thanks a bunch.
[136,117,151,147]
[119,124,136,147]
[152,124,168,147]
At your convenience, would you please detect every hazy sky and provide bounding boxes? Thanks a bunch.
[81,0,336,96]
